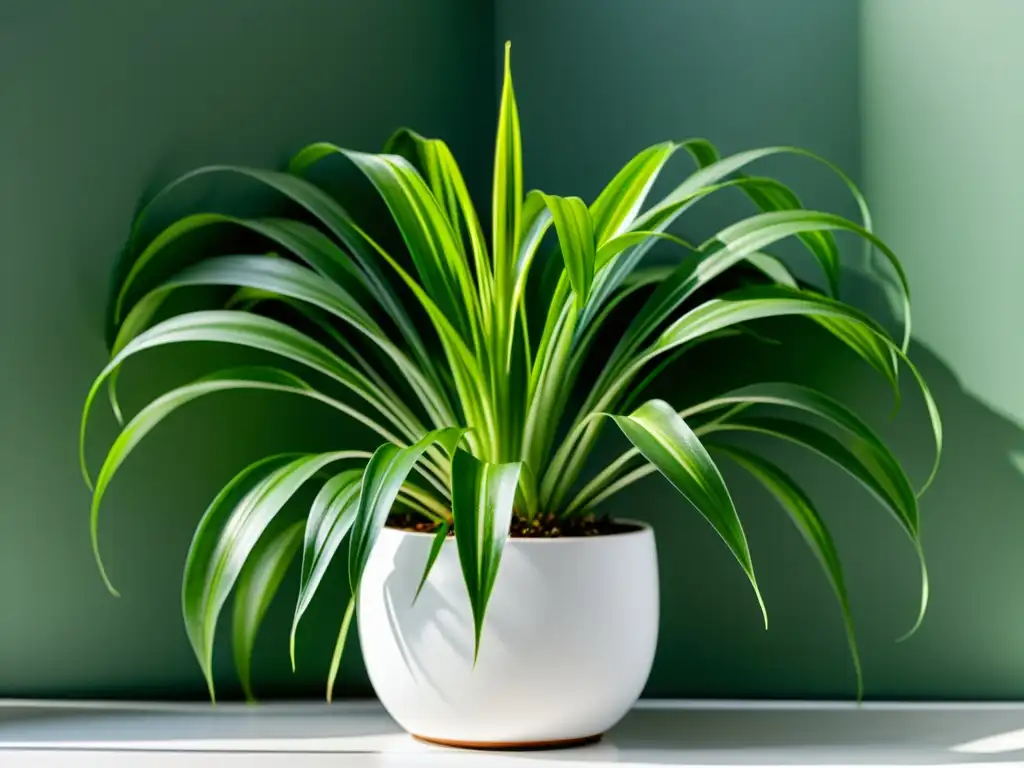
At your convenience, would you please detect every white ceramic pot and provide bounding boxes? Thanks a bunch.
[357,521,658,748]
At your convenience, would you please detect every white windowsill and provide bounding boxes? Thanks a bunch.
[2,698,1024,766]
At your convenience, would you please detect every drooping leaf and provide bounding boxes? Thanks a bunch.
[119,164,429,372]
[708,444,861,698]
[122,255,452,427]
[732,176,841,297]
[684,381,914,502]
[348,428,465,592]
[183,450,365,700]
[82,311,413,467]
[608,400,766,626]
[326,595,356,703]
[584,143,871,333]
[450,449,522,657]
[84,367,350,593]
[179,454,298,700]
[414,521,451,603]
[712,209,911,350]
[290,469,363,668]
[232,520,303,702]
[650,286,897,389]
[701,414,927,637]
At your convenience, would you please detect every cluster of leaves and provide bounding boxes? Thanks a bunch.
[81,44,940,701]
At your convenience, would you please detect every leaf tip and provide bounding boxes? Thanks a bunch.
[895,548,929,643]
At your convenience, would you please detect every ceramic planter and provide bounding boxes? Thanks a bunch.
[357,521,658,748]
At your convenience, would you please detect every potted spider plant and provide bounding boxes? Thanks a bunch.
[81,44,940,748]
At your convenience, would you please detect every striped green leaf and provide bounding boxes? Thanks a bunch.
[609,400,766,626]
[290,469,363,668]
[183,451,367,700]
[450,449,522,657]
[541,194,596,306]
[348,428,465,592]
[709,444,861,697]
[232,520,303,702]
[702,414,927,637]
[83,367,358,594]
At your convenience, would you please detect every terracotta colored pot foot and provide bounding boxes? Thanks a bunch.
[413,732,603,751]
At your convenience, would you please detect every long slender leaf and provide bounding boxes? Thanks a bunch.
[184,450,365,700]
[701,414,927,636]
[414,521,451,602]
[732,176,841,297]
[326,595,356,703]
[709,444,861,698]
[493,41,523,299]
[541,194,596,306]
[450,449,521,658]
[290,469,363,668]
[384,129,491,301]
[125,255,451,427]
[84,367,364,593]
[684,382,915,503]
[590,142,679,244]
[120,165,431,371]
[348,428,465,592]
[179,454,299,700]
[232,520,303,702]
[608,400,766,626]
[82,311,412,478]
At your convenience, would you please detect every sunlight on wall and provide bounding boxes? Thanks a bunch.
[863,0,1024,426]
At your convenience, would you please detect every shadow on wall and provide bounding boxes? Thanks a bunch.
[604,267,1024,699]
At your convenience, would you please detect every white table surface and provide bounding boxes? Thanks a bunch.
[3,699,1024,767]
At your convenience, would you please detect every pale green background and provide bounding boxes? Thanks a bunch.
[1,0,1021,700]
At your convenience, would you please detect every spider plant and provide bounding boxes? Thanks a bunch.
[81,44,941,702]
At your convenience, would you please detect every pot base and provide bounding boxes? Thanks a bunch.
[413,732,602,751]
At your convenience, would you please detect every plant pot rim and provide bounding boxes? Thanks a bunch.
[381,518,652,544]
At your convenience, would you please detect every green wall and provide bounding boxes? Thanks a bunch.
[2,0,1022,701]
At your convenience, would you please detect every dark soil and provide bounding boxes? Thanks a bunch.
[385,512,639,538]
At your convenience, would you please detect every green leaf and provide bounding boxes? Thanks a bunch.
[732,177,841,297]
[450,449,522,658]
[608,400,766,626]
[609,207,907,385]
[684,381,914,504]
[709,444,861,698]
[82,311,411,476]
[232,520,303,702]
[113,214,372,328]
[414,521,450,603]
[712,209,911,350]
[120,166,424,362]
[290,469,363,669]
[348,428,465,592]
[647,286,942,495]
[183,450,364,701]
[589,142,679,244]
[585,143,870,333]
[289,143,480,346]
[179,454,299,700]
[702,414,927,637]
[125,255,451,428]
[84,366,338,594]
[326,595,356,703]
[493,41,523,299]
[541,194,596,306]
[651,286,897,387]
